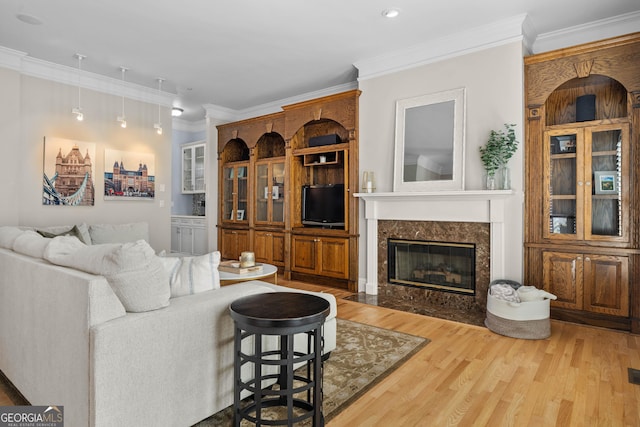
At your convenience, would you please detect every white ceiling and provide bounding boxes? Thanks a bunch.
[1,0,639,122]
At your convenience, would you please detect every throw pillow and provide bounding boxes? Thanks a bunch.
[37,225,89,244]
[157,251,221,298]
[0,227,23,249]
[89,222,149,244]
[12,230,49,259]
[45,237,170,313]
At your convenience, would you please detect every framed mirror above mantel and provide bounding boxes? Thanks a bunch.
[393,87,466,192]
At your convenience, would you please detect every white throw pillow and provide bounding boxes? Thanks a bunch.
[36,224,90,245]
[12,230,49,258]
[45,237,170,312]
[157,251,221,298]
[89,222,149,244]
[0,227,23,249]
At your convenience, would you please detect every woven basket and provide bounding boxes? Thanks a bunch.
[485,290,551,340]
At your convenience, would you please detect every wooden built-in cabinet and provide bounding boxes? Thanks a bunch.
[217,91,360,290]
[524,33,640,332]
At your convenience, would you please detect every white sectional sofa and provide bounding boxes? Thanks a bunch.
[0,223,337,427]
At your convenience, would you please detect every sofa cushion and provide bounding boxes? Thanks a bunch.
[37,224,90,245]
[12,230,49,258]
[45,237,170,312]
[0,226,23,249]
[157,252,221,298]
[89,222,149,245]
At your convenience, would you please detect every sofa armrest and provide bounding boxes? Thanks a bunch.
[0,248,125,427]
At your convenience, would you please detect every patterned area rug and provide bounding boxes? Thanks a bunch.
[196,318,429,426]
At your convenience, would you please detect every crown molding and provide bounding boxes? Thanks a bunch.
[532,11,640,53]
[204,81,359,123]
[0,46,174,106]
[0,46,27,71]
[355,14,529,81]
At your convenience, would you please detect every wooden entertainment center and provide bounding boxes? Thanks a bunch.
[217,90,360,291]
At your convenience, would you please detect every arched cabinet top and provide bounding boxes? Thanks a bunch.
[525,32,640,107]
[217,112,285,153]
[220,138,249,163]
[282,90,360,140]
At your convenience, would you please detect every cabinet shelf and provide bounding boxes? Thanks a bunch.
[302,151,342,167]
[550,195,576,200]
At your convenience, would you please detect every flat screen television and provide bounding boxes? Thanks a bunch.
[302,184,345,228]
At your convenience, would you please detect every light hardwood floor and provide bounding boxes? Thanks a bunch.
[2,279,639,426]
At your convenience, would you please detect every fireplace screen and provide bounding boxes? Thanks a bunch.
[388,239,475,294]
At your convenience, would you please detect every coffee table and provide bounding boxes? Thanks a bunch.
[229,292,330,426]
[219,262,278,285]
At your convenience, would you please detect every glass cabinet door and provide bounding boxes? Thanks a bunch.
[545,130,579,239]
[222,164,248,222]
[194,145,205,192]
[544,124,628,243]
[256,164,269,222]
[585,125,627,241]
[182,147,193,192]
[255,160,285,224]
[222,166,234,221]
[236,165,248,222]
[272,162,285,223]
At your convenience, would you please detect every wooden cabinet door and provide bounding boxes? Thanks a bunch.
[318,237,348,279]
[253,231,270,263]
[291,235,318,275]
[542,251,583,310]
[271,232,285,265]
[583,254,629,316]
[220,228,249,261]
[254,231,285,266]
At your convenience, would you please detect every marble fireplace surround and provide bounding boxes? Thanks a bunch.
[355,190,514,301]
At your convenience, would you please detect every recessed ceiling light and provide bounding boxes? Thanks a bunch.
[16,13,43,25]
[381,8,400,18]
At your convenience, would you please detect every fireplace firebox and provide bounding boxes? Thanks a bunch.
[387,239,475,294]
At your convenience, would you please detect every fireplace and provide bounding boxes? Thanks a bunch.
[354,190,515,324]
[388,239,475,294]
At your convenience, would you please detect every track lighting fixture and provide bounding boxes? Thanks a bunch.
[117,67,128,128]
[72,54,86,121]
[154,78,164,135]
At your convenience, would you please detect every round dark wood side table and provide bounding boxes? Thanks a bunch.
[229,292,330,427]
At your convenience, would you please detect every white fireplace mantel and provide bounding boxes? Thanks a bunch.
[354,190,514,294]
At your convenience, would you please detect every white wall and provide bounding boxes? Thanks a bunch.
[0,71,173,251]
[358,41,525,283]
[0,67,21,225]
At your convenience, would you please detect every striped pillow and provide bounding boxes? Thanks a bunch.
[157,251,221,298]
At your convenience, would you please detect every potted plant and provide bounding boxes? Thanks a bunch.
[479,123,519,189]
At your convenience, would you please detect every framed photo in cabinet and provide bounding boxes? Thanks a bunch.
[236,209,245,220]
[551,215,575,234]
[556,135,576,153]
[594,171,617,194]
